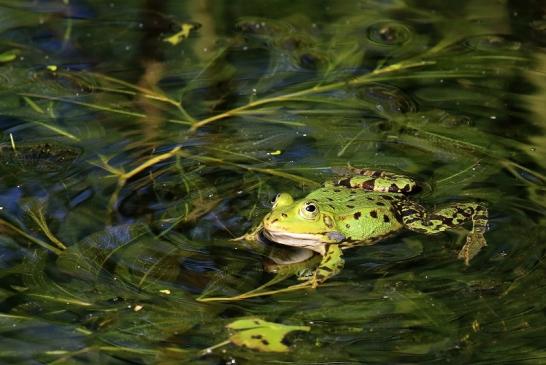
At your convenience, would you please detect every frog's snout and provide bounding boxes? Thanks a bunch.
[263,212,283,230]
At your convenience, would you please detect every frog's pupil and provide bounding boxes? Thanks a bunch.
[305,204,316,212]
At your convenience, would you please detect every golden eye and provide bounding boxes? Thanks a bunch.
[300,201,319,219]
[271,193,281,205]
[271,193,294,208]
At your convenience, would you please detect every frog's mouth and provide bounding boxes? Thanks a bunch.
[262,228,327,255]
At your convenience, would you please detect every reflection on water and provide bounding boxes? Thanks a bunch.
[0,0,545,363]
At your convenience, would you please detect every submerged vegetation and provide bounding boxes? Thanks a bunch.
[0,0,545,363]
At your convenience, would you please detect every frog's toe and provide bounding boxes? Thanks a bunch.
[458,232,487,265]
[296,268,314,281]
[308,271,327,288]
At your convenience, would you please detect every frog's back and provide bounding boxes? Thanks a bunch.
[306,187,405,244]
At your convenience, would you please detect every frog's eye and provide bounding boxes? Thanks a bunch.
[271,193,281,205]
[300,202,319,219]
[272,192,294,208]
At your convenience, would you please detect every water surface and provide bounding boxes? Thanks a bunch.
[0,0,545,364]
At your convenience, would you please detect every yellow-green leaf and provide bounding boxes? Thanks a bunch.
[0,49,19,63]
[163,23,198,46]
[226,318,310,352]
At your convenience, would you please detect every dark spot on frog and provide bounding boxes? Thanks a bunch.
[376,202,385,206]
[348,198,355,202]
[366,197,374,201]
[262,339,270,345]
[337,178,352,188]
[388,183,399,192]
[327,197,334,201]
[361,180,375,190]
[346,204,354,208]
[383,214,390,222]
[321,266,333,272]
[334,189,341,192]
[381,195,393,200]
[346,224,350,228]
[370,211,378,218]
[251,334,263,339]
[281,213,287,218]
[353,212,361,220]
[401,209,418,217]
[270,218,278,224]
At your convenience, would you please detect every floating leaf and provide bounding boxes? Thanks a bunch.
[226,318,310,352]
[0,49,19,63]
[163,22,199,45]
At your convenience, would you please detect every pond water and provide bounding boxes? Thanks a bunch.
[0,0,545,364]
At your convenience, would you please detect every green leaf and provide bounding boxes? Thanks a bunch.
[0,49,19,63]
[226,318,310,352]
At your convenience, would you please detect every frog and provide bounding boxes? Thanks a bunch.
[257,167,488,288]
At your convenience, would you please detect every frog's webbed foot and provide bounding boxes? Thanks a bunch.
[306,244,344,288]
[331,167,418,194]
[232,223,263,242]
[458,230,487,265]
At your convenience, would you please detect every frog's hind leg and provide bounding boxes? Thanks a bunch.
[309,244,344,288]
[333,167,418,193]
[400,202,488,265]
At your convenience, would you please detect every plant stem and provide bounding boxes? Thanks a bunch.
[189,60,435,132]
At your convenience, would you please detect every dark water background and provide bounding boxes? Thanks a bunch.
[0,0,545,364]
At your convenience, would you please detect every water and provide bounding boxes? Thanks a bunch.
[0,0,545,363]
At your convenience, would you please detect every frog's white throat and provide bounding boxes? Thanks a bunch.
[262,229,327,255]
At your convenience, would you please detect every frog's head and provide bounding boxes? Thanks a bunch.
[261,192,345,255]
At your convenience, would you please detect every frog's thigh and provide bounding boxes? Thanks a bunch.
[403,202,488,264]
[403,202,482,232]
[334,169,417,193]
[311,244,344,288]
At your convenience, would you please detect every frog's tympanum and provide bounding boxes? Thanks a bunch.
[257,167,488,288]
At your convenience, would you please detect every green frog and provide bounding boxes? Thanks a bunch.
[258,167,488,288]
